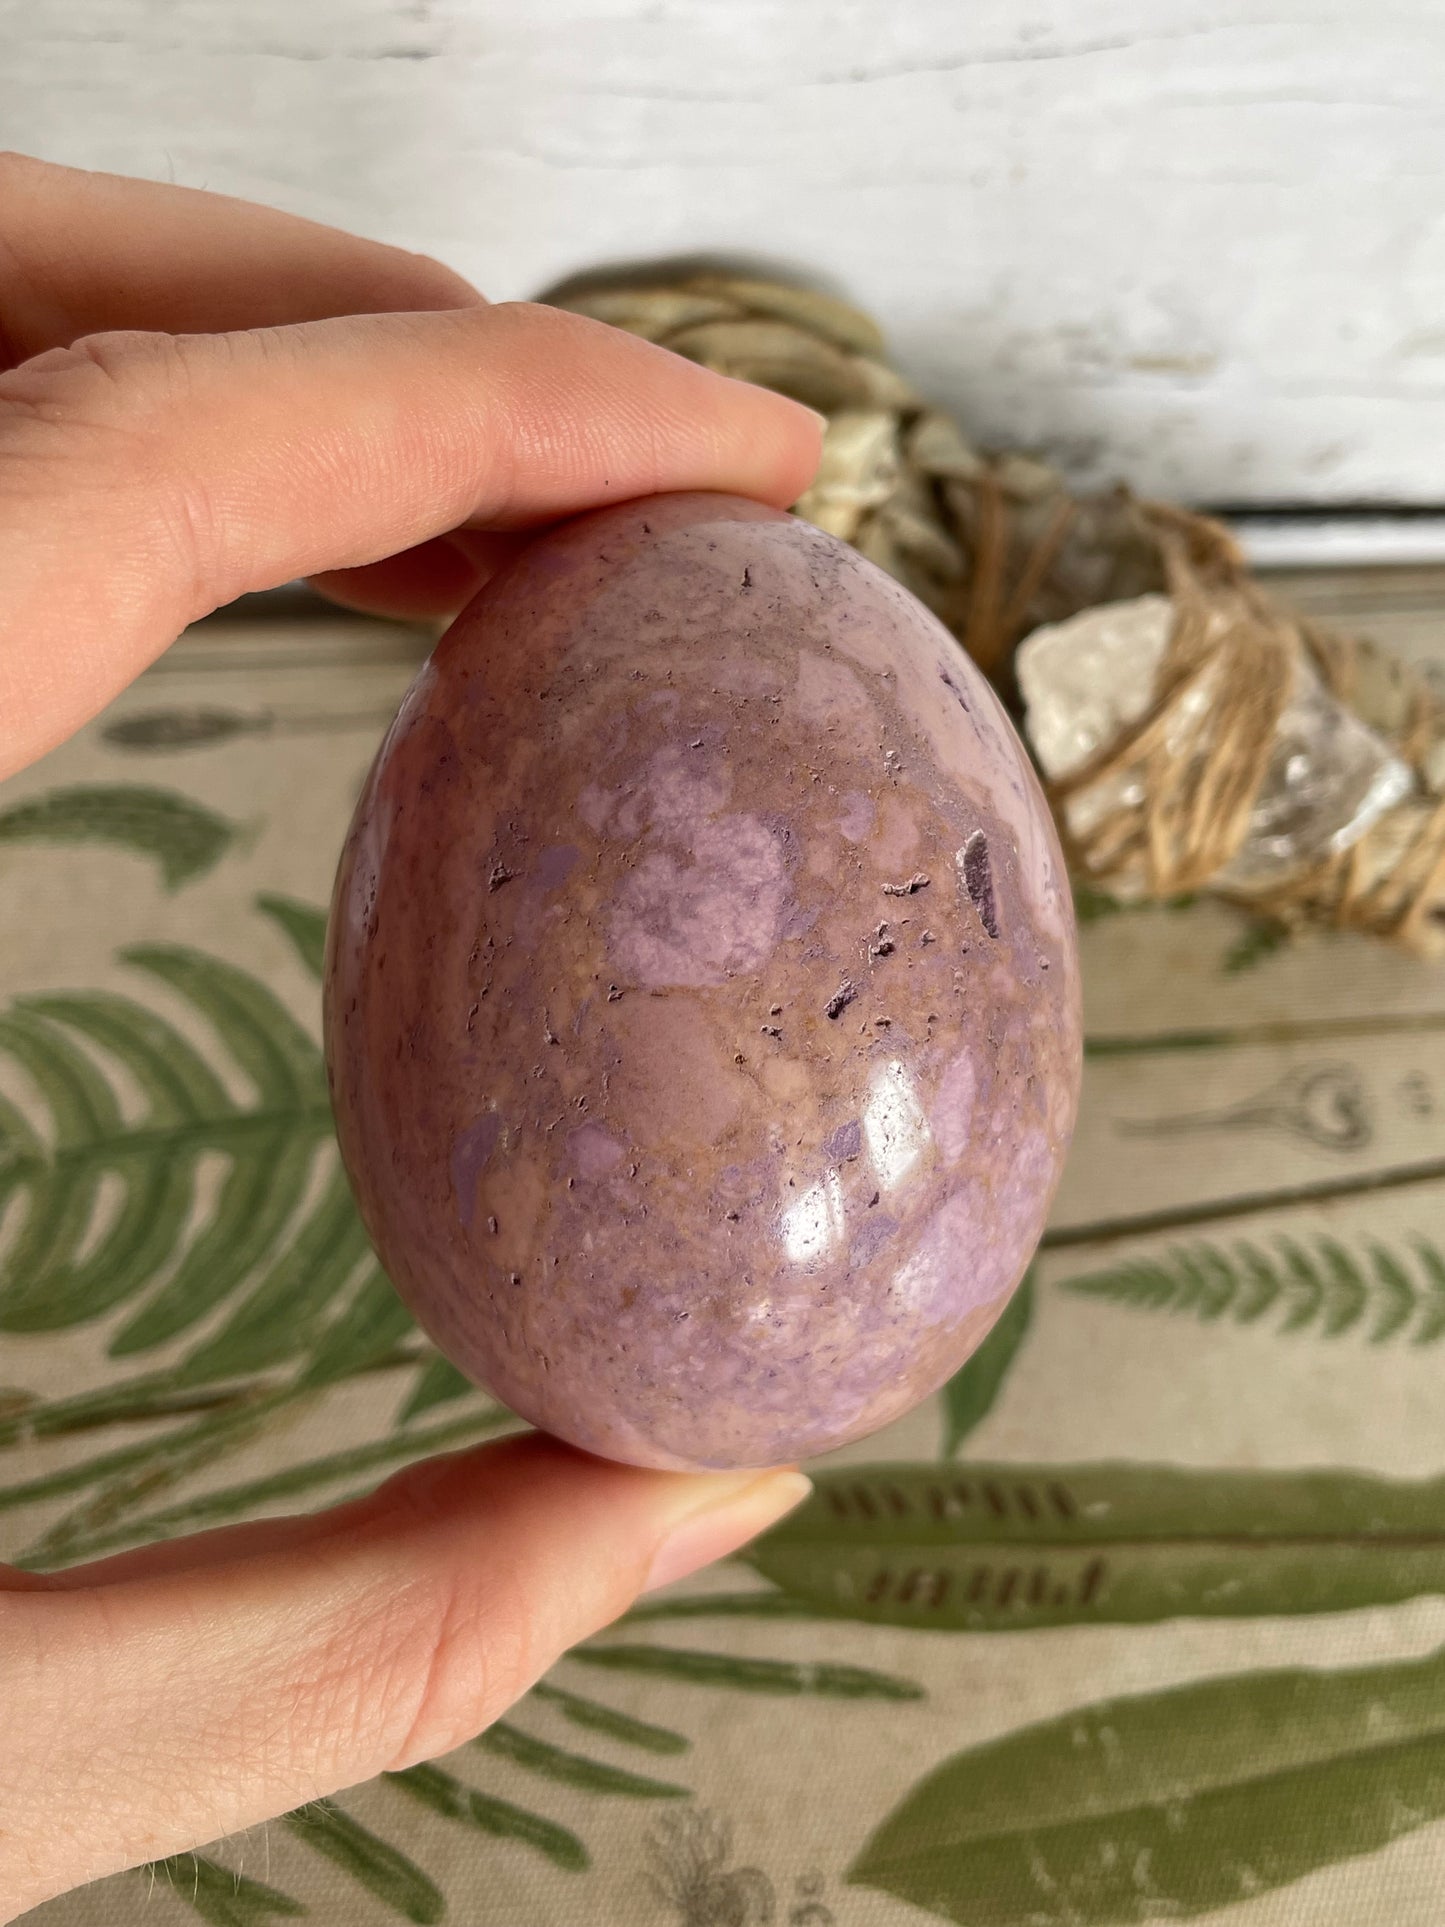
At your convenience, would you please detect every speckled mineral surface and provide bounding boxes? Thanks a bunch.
[325,493,1081,1470]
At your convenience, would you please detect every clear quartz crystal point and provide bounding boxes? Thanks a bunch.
[1017,594,1413,894]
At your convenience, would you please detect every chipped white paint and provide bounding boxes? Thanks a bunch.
[4,0,1443,506]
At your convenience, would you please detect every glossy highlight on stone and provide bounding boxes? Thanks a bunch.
[324,494,1081,1471]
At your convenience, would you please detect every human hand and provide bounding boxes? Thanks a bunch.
[0,153,819,1920]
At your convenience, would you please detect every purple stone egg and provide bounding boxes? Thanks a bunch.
[324,493,1081,1470]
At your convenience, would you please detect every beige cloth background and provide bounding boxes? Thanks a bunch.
[5,568,1445,1925]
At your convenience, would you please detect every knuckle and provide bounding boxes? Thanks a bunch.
[0,329,220,601]
[331,1468,541,1773]
[380,1565,533,1772]
[0,328,186,448]
[23,325,190,401]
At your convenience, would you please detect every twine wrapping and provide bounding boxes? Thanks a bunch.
[550,270,1445,958]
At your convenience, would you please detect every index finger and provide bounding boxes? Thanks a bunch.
[1,301,823,778]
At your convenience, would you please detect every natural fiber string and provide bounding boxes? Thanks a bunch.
[1048,522,1299,897]
[546,267,1445,958]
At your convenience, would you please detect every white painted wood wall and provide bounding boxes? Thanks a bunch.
[4,0,1443,507]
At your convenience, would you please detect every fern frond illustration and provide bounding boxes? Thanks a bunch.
[0,945,334,1345]
[939,1269,1034,1457]
[283,1803,445,1923]
[0,903,505,1559]
[0,907,439,1398]
[1060,1234,1445,1344]
[1222,915,1289,974]
[255,892,329,980]
[0,784,246,888]
[571,1645,924,1698]
[141,1852,305,1926]
[389,1761,591,1873]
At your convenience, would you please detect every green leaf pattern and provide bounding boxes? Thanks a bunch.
[140,1856,306,1927]
[938,1267,1035,1455]
[747,1460,1445,1628]
[851,1648,1445,1925]
[0,785,244,888]
[1063,1235,1445,1344]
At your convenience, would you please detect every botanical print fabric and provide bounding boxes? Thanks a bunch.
[6,595,1445,1926]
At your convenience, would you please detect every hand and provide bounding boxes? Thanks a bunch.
[0,153,819,1921]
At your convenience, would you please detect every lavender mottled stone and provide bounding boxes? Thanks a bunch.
[324,494,1081,1471]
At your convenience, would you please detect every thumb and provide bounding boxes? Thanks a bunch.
[0,1433,809,1919]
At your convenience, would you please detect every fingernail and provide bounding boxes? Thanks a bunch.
[798,404,829,435]
[642,1469,812,1595]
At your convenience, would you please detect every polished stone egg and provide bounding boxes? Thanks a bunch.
[325,492,1081,1470]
